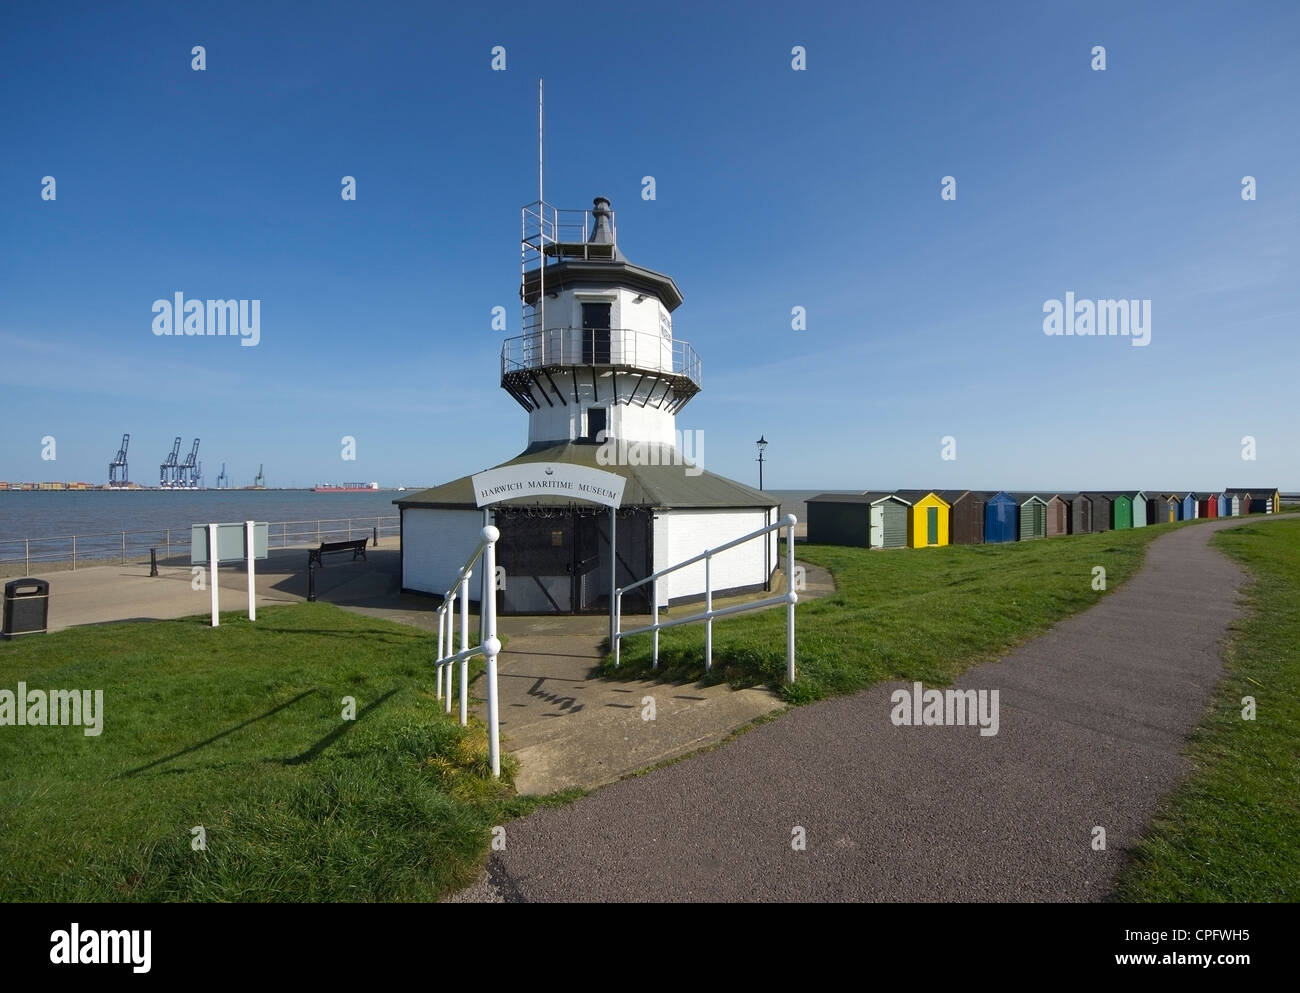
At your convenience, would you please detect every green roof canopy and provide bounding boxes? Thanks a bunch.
[395,442,776,511]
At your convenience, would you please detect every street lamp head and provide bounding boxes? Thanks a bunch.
[756,435,768,453]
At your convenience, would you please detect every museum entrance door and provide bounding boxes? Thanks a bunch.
[494,507,652,614]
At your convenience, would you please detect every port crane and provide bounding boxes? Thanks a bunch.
[253,464,266,488]
[216,462,228,488]
[159,437,182,487]
[108,433,130,487]
[179,438,201,488]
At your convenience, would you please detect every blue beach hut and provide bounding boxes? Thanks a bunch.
[984,491,1018,544]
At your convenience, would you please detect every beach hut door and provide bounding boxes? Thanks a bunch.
[870,505,883,547]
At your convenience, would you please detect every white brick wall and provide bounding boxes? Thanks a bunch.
[653,508,777,603]
[401,508,484,595]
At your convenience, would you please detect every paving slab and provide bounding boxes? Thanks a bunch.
[418,560,832,795]
[24,545,402,632]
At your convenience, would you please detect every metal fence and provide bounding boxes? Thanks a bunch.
[501,327,702,389]
[612,514,799,683]
[0,516,401,575]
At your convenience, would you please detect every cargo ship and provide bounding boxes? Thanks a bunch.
[314,482,380,492]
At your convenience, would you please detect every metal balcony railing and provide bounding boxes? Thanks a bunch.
[500,327,702,389]
[521,201,617,263]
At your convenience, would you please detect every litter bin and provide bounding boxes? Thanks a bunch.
[3,578,49,639]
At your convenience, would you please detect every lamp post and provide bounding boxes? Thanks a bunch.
[757,435,770,589]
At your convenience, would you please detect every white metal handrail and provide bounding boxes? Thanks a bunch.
[612,514,799,683]
[433,525,503,778]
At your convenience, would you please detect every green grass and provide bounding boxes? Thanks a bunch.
[605,526,1169,703]
[0,603,551,902]
[1114,518,1300,901]
[5,513,1288,902]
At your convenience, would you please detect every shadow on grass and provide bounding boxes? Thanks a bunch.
[116,690,318,779]
[274,688,400,766]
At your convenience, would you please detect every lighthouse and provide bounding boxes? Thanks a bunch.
[397,196,778,614]
[503,197,698,450]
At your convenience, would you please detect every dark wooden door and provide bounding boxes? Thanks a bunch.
[582,302,611,364]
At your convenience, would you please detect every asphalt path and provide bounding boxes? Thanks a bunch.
[453,517,1273,902]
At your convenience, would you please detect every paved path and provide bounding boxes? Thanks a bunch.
[432,560,836,795]
[30,545,404,632]
[453,517,1278,902]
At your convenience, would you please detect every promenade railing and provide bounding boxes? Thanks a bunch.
[0,516,402,574]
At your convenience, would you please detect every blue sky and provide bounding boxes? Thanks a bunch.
[1,0,1296,491]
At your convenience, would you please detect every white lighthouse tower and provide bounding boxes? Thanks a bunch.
[504,197,699,451]
[397,195,777,614]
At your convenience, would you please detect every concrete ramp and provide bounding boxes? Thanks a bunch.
[478,615,782,794]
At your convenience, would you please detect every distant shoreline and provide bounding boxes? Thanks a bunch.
[0,487,418,493]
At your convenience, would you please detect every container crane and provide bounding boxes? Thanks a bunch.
[179,438,201,488]
[159,437,181,487]
[108,433,130,487]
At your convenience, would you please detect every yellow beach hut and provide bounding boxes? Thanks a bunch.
[896,490,951,548]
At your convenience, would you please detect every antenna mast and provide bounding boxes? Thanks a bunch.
[538,77,544,204]
[538,77,545,339]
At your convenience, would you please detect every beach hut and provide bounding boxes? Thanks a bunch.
[1128,492,1148,528]
[1182,493,1199,520]
[1198,494,1218,519]
[1162,493,1182,522]
[1040,494,1071,537]
[896,490,951,548]
[940,489,986,545]
[1144,494,1163,524]
[868,493,912,547]
[1084,492,1113,532]
[1227,487,1279,514]
[1108,492,1134,530]
[1013,493,1048,540]
[984,491,1018,544]
[807,493,872,547]
[1070,493,1093,534]
[1221,492,1240,517]
[806,492,910,549]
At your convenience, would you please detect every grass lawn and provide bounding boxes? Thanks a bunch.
[605,524,1171,703]
[1114,518,1300,901]
[4,513,1289,902]
[0,603,554,902]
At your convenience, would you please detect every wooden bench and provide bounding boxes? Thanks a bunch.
[308,538,368,568]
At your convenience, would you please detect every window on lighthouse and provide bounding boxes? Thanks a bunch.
[581,302,611,365]
[586,407,607,443]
